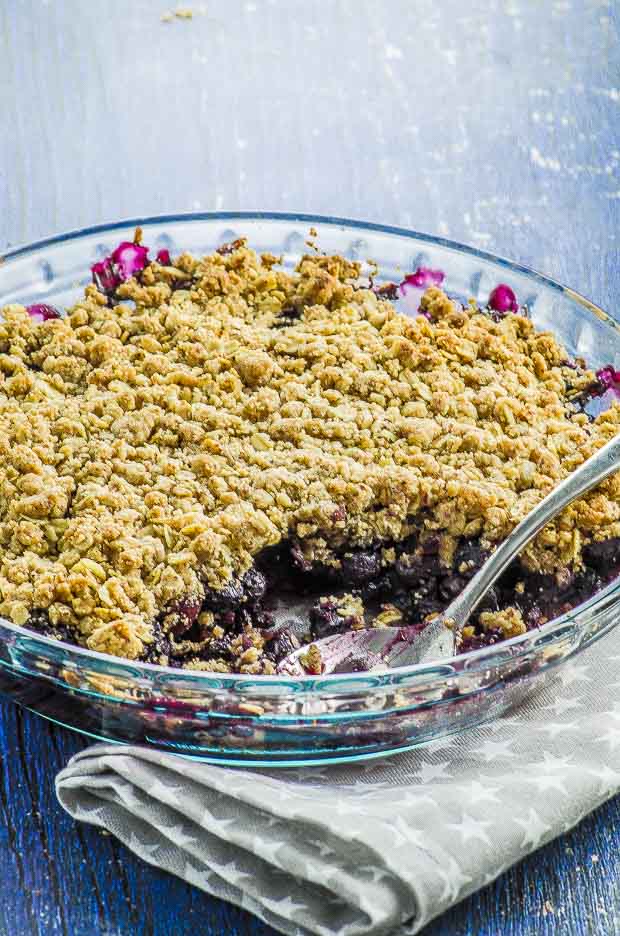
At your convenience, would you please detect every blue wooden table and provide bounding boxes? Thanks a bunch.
[0,2,618,933]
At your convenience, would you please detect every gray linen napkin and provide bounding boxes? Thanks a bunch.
[56,630,620,936]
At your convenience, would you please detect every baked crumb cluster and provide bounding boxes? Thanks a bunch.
[0,239,619,672]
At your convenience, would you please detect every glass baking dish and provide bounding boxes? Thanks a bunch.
[0,212,618,766]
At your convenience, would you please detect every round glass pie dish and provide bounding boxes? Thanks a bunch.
[0,212,619,766]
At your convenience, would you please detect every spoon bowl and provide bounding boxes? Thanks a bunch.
[279,433,620,675]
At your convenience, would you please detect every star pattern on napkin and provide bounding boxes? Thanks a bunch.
[456,779,502,804]
[524,773,569,795]
[307,839,337,858]
[415,760,453,782]
[606,704,620,720]
[597,725,620,751]
[513,808,551,849]
[382,816,428,849]
[560,663,593,686]
[537,752,574,771]
[55,628,620,936]
[436,856,473,902]
[470,737,516,762]
[588,764,620,794]
[543,695,582,716]
[260,894,309,921]
[446,813,493,846]
[535,721,580,739]
[158,823,199,849]
[397,790,439,811]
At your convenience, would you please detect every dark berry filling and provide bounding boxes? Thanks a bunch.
[123,525,620,671]
[19,242,620,673]
[272,306,303,327]
[263,629,300,663]
[26,491,620,672]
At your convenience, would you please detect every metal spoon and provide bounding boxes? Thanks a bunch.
[278,433,620,675]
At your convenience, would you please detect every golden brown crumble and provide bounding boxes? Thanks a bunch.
[299,643,323,675]
[0,241,619,663]
[374,603,404,628]
[479,606,527,638]
[316,593,366,629]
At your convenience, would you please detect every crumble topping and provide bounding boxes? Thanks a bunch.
[314,593,366,630]
[299,643,323,676]
[479,606,527,639]
[0,241,619,663]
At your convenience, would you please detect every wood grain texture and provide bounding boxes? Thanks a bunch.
[1,703,619,936]
[0,1,618,934]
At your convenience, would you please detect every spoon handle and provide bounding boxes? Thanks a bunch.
[445,432,620,630]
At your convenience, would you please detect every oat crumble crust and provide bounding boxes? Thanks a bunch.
[0,242,619,666]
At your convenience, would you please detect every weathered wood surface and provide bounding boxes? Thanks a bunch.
[0,1,618,933]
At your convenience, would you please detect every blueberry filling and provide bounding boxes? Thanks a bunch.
[31,521,620,672]
[14,237,620,675]
[272,306,303,327]
[263,629,300,662]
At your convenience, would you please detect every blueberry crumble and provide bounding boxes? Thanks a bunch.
[0,231,619,675]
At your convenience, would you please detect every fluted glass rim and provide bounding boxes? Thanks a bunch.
[1,210,618,693]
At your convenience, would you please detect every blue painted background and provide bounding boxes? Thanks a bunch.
[0,1,618,933]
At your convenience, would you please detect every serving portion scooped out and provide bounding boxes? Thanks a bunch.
[0,230,619,676]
